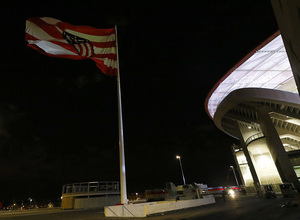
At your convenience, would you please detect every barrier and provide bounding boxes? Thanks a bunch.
[104,195,215,217]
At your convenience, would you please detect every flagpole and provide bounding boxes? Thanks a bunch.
[115,25,128,204]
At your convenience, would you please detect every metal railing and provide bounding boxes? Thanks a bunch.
[245,133,265,146]
[62,181,120,197]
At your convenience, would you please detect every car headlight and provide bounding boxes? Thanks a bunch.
[228,189,235,195]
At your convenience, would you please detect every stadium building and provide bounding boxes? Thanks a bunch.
[205,1,300,194]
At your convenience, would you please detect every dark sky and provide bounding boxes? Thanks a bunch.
[0,0,278,200]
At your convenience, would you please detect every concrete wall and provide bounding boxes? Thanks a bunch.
[105,195,215,217]
[74,196,120,209]
[248,138,282,185]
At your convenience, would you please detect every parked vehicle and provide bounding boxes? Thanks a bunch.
[145,182,209,202]
[208,186,224,194]
[145,182,177,202]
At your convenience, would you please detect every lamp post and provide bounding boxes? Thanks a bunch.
[176,155,186,185]
[28,198,32,209]
[230,165,239,186]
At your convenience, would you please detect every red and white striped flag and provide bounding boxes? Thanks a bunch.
[25,17,117,76]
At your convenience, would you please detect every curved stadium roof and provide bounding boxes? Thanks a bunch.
[205,31,298,119]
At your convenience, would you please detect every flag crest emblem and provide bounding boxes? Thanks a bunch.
[63,31,94,57]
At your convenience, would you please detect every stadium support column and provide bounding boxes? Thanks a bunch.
[257,107,300,192]
[234,121,262,196]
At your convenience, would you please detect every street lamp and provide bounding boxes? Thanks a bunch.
[230,166,239,186]
[28,198,32,209]
[176,155,186,185]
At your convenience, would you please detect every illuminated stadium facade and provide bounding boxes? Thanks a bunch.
[205,30,300,194]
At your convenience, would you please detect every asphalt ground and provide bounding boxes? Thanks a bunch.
[0,194,299,219]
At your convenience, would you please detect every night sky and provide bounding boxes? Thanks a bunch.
[0,0,278,201]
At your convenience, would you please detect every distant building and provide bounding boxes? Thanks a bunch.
[205,1,300,194]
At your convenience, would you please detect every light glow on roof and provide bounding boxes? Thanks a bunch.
[206,33,297,118]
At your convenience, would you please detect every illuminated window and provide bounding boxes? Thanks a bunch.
[294,166,300,179]
[236,151,254,186]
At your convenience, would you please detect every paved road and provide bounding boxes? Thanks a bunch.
[0,195,299,219]
[152,195,300,220]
